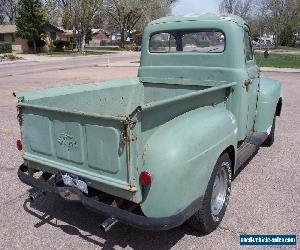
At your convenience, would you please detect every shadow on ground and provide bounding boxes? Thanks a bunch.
[21,151,257,249]
[22,192,204,250]
[233,151,258,179]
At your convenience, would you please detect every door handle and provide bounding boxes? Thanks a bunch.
[245,79,252,87]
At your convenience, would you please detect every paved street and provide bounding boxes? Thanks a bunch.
[0,54,299,249]
[0,52,140,78]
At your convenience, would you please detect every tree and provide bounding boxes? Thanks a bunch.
[103,0,176,48]
[246,0,270,47]
[136,0,178,31]
[235,0,253,19]
[219,0,253,19]
[43,0,63,27]
[260,0,299,47]
[0,15,5,24]
[15,0,46,53]
[63,0,102,52]
[39,0,176,50]
[281,24,295,46]
[219,0,237,14]
[0,0,19,24]
[43,0,72,29]
[220,0,300,48]
[85,29,93,44]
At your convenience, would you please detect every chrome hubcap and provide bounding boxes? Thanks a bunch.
[211,167,228,216]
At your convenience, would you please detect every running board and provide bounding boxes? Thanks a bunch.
[236,132,268,169]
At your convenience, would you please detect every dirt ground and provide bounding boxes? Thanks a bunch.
[0,56,299,249]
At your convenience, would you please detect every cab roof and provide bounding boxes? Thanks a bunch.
[149,13,246,27]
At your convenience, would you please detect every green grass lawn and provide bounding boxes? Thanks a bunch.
[255,52,300,68]
[85,50,116,56]
[44,50,116,57]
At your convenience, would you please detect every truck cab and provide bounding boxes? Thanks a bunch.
[139,14,281,142]
[16,14,282,233]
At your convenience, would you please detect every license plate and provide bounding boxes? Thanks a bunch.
[60,171,88,194]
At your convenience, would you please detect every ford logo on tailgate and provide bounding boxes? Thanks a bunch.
[57,133,77,151]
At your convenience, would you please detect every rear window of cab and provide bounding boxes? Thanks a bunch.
[149,30,225,53]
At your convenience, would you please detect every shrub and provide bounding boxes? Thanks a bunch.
[48,45,57,52]
[100,40,108,46]
[0,54,21,61]
[280,25,295,47]
[133,32,143,46]
[0,43,12,54]
[124,44,139,51]
[27,39,47,48]
[196,40,210,48]
[105,40,121,46]
[53,40,70,49]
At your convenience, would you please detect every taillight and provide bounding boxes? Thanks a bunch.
[139,171,152,187]
[17,139,23,151]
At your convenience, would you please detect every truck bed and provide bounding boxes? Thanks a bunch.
[17,78,235,203]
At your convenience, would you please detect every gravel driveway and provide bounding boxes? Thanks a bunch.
[0,57,299,249]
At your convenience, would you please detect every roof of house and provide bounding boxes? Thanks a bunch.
[44,23,64,33]
[0,25,16,34]
[60,30,76,36]
[0,24,64,34]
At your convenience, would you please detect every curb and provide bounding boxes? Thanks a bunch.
[0,59,34,65]
[261,67,300,73]
[96,62,139,68]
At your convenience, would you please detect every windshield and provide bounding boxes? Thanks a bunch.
[149,30,225,53]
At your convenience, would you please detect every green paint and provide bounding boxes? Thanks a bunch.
[17,14,282,218]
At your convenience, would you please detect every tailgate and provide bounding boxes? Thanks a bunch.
[19,105,141,202]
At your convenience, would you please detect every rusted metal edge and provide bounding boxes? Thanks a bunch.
[24,154,138,192]
[17,102,127,122]
[141,82,237,111]
[18,164,203,231]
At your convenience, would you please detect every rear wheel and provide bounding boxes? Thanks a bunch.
[188,153,232,233]
[263,116,276,147]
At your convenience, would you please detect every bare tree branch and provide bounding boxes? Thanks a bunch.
[103,0,176,47]
[0,0,19,24]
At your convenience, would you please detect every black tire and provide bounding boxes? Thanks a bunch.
[263,116,276,147]
[188,153,232,233]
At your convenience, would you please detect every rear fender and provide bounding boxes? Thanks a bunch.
[255,78,282,134]
[140,106,237,218]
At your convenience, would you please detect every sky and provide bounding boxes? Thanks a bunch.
[172,0,221,16]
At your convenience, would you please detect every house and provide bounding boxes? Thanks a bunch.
[259,33,274,46]
[0,23,64,53]
[89,29,110,46]
[43,23,64,46]
[111,31,121,41]
[58,29,74,42]
[0,25,29,53]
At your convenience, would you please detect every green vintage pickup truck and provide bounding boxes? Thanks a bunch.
[16,14,282,233]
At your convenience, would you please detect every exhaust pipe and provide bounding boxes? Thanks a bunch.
[100,217,118,232]
[29,191,44,201]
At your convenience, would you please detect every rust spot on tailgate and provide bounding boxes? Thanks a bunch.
[121,117,139,193]
[17,106,23,127]
[121,118,137,144]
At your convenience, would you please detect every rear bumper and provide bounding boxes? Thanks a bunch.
[18,164,202,231]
